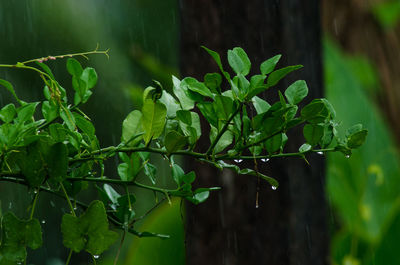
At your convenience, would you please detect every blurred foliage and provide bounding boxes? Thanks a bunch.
[372,0,400,29]
[325,39,400,265]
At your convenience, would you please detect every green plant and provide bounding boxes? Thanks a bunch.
[0,45,367,264]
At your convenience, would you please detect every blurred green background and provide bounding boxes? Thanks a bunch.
[1,0,400,264]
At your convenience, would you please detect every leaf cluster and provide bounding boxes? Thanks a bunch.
[0,46,367,263]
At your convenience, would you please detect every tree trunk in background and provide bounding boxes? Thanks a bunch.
[322,0,400,147]
[180,1,327,265]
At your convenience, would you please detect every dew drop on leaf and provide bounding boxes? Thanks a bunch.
[261,158,269,162]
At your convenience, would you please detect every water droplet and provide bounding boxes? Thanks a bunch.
[261,158,269,162]
[271,186,277,190]
[255,204,259,209]
[9,202,12,209]
[41,220,46,224]
[33,189,38,194]
[345,155,350,158]
[234,159,243,163]
[93,255,100,259]
[317,151,323,155]
[73,206,78,211]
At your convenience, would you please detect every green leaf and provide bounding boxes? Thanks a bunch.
[303,124,324,146]
[172,75,194,110]
[300,99,330,124]
[227,47,251,76]
[260,54,282,75]
[81,67,98,89]
[143,163,157,184]
[47,142,68,182]
[176,110,192,125]
[159,91,180,118]
[299,143,312,153]
[182,171,196,184]
[73,113,95,138]
[252,96,271,114]
[0,213,42,263]
[17,102,39,124]
[0,79,21,104]
[347,129,368,149]
[35,61,55,79]
[197,102,218,128]
[61,200,118,255]
[17,141,48,187]
[186,188,211,205]
[284,80,308,105]
[204,73,222,94]
[66,58,83,77]
[171,163,185,186]
[122,110,143,146]
[267,65,303,87]
[165,131,187,153]
[0,104,16,123]
[41,101,59,122]
[264,133,283,154]
[213,95,234,122]
[181,77,214,99]
[118,153,141,181]
[201,46,231,81]
[210,126,233,153]
[142,99,167,144]
[60,106,76,131]
[115,194,136,223]
[103,184,121,205]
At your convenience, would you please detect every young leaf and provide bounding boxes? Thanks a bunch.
[213,95,234,122]
[201,46,231,81]
[0,78,22,104]
[66,58,83,77]
[42,101,59,122]
[60,106,76,131]
[284,80,308,105]
[300,99,330,124]
[172,75,195,110]
[0,103,17,123]
[171,163,185,186]
[181,77,214,99]
[142,99,167,144]
[81,67,98,89]
[227,47,251,76]
[347,129,368,149]
[299,143,312,153]
[267,65,303,87]
[260,54,282,75]
[122,110,143,146]
[252,96,271,114]
[17,102,39,124]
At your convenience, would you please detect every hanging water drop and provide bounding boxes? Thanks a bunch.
[317,151,323,155]
[345,155,350,158]
[261,158,269,162]
[93,255,100,259]
[255,204,259,209]
[41,220,46,224]
[73,206,78,211]
[234,159,243,163]
[271,186,277,190]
